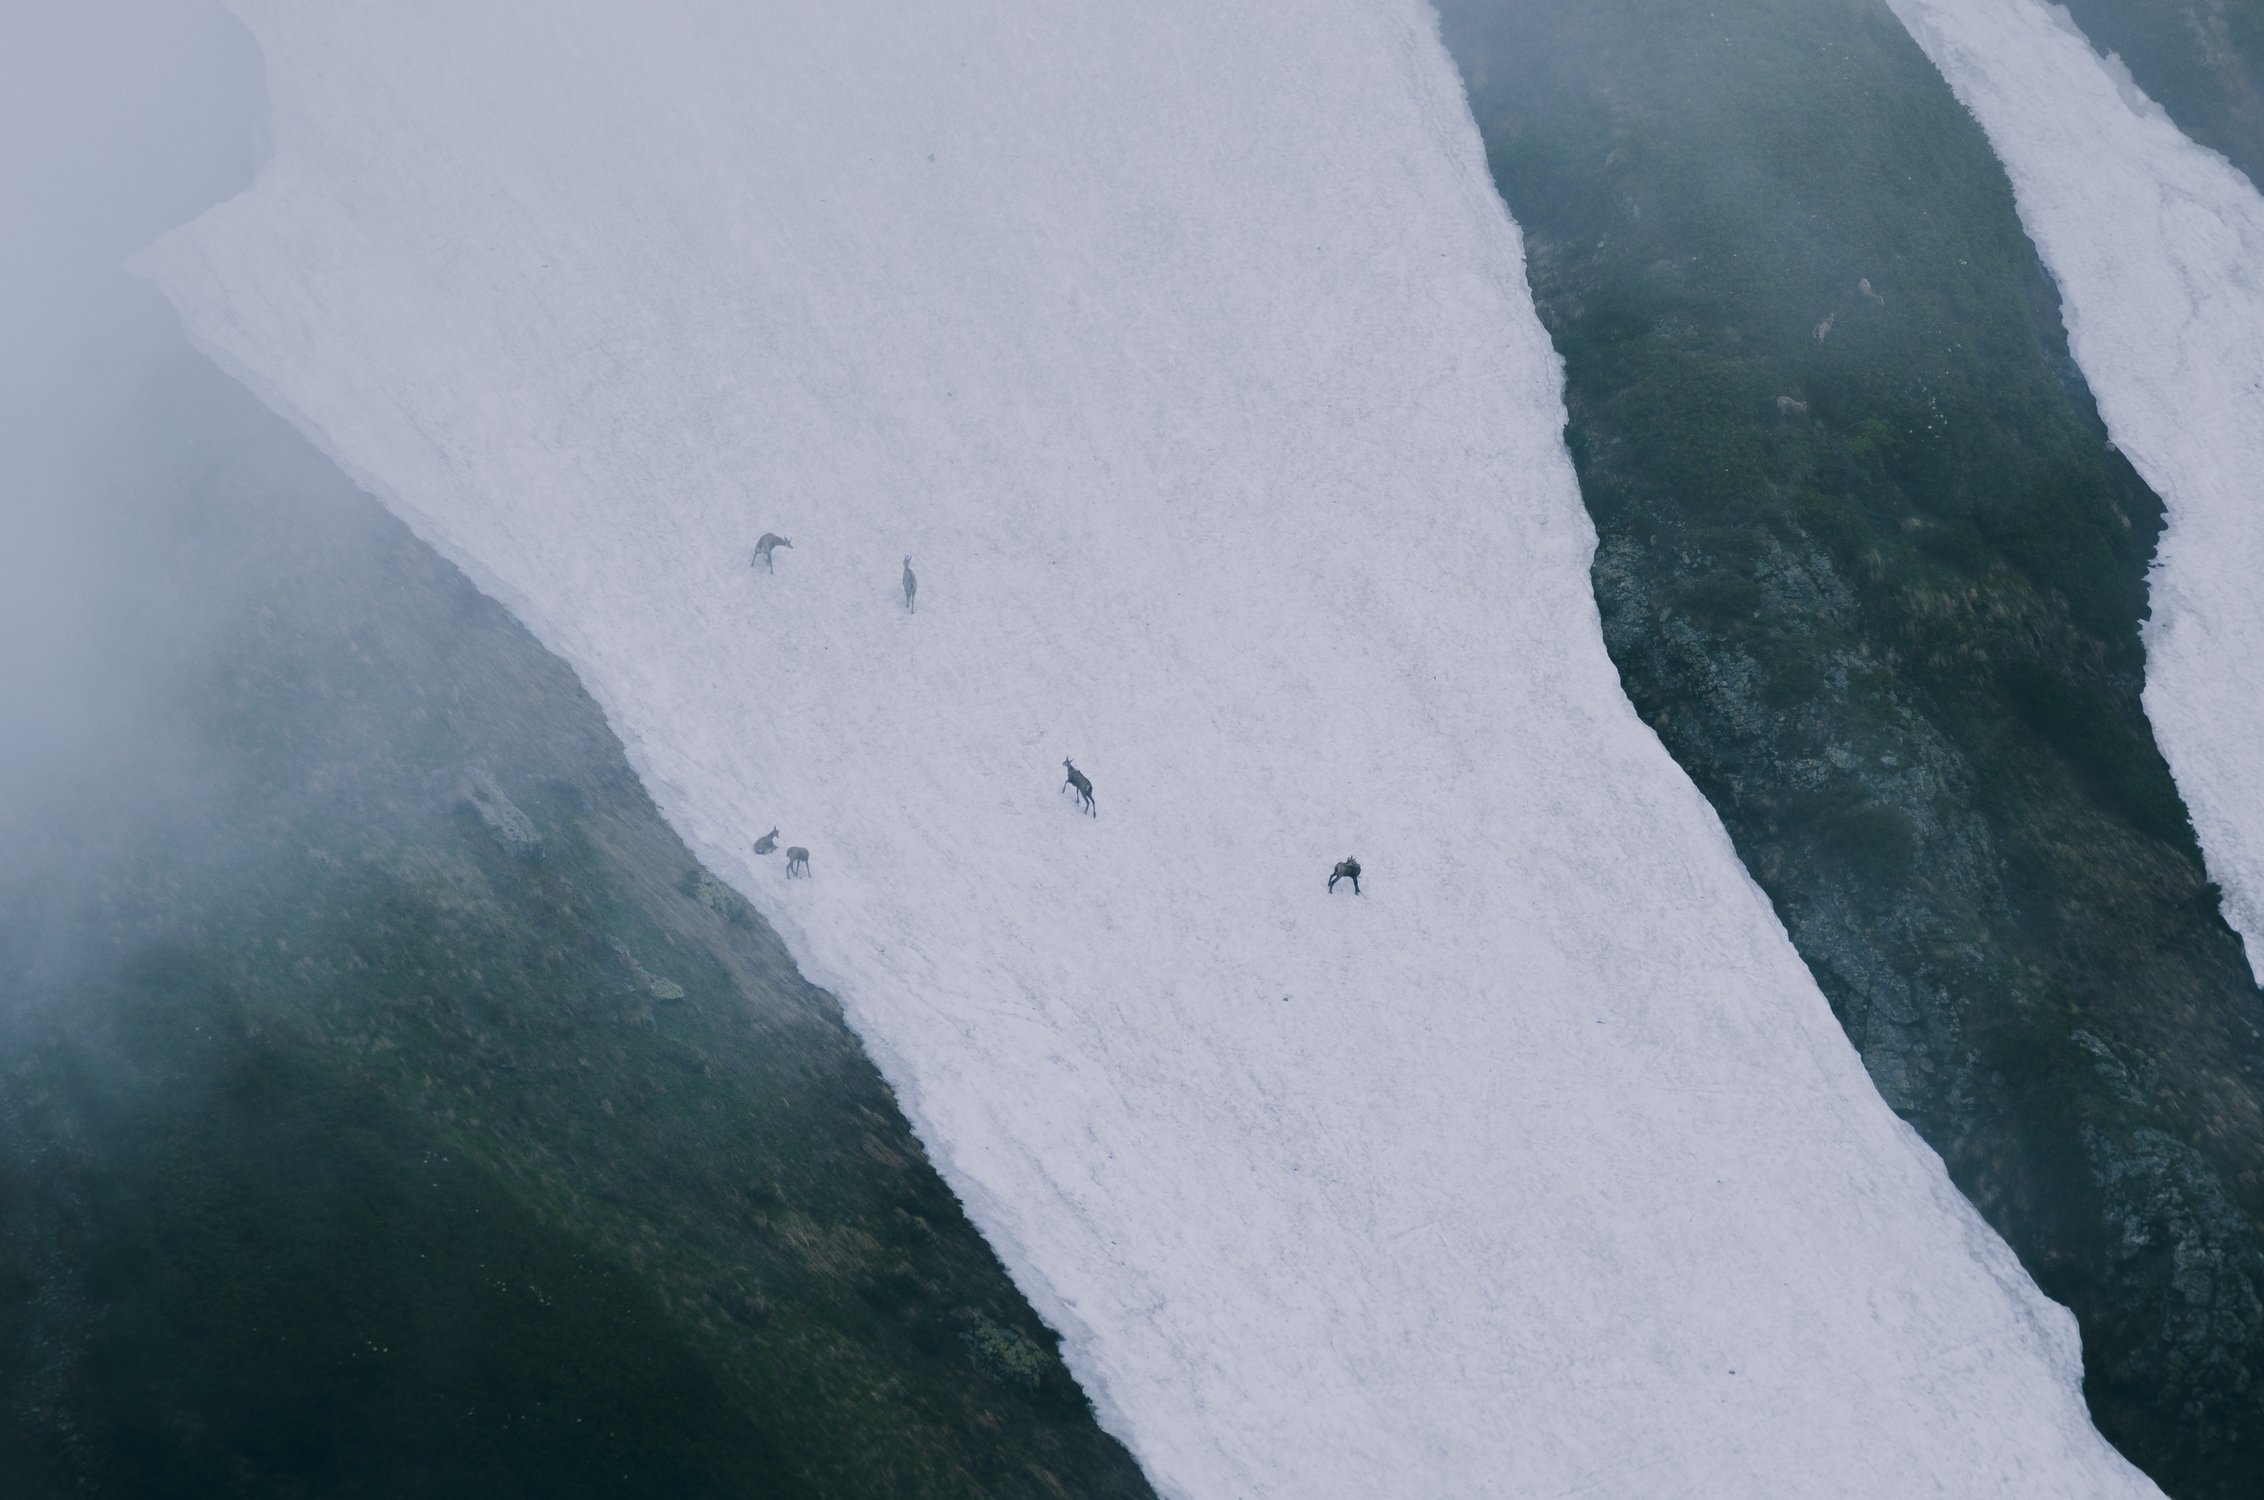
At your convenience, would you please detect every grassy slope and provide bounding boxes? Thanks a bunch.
[0,345,1155,1499]
[1434,1,2264,1494]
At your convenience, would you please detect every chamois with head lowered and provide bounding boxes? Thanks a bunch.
[1061,758,1095,816]
[784,846,810,878]
[752,533,792,571]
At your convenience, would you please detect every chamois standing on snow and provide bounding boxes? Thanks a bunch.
[753,533,792,571]
[752,827,779,856]
[784,846,810,878]
[902,556,917,613]
[1329,857,1362,895]
[1061,759,1095,816]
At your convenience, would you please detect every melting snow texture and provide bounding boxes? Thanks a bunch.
[1886,0,2264,980]
[139,2,2159,1494]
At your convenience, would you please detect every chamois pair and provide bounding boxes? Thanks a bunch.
[1056,758,1359,894]
[753,827,809,877]
[752,533,917,617]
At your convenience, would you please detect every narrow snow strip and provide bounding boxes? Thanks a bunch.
[1884,0,2264,978]
[139,2,2157,1494]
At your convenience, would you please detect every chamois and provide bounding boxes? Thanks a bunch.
[1329,857,1362,895]
[785,846,811,878]
[1776,395,1809,421]
[1813,313,1835,344]
[903,556,917,613]
[753,533,792,571]
[752,827,779,856]
[1858,276,1884,307]
[1061,758,1095,816]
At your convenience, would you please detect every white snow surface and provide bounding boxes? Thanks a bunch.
[1885,0,2264,979]
[140,2,2159,1494]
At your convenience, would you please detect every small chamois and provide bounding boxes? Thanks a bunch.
[784,846,811,878]
[753,533,792,571]
[1061,758,1095,817]
[1329,857,1362,895]
[1776,395,1808,421]
[902,556,917,613]
[1813,313,1835,344]
[752,827,779,856]
[1858,276,1884,307]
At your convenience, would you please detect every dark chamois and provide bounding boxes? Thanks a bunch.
[902,556,917,613]
[1061,758,1095,816]
[784,846,811,877]
[753,533,792,571]
[752,827,779,856]
[1329,856,1362,895]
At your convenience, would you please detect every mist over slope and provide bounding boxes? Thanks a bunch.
[142,2,2157,1494]
[2,343,1158,1498]
[2,7,1156,1492]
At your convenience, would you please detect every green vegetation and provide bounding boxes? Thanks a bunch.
[54,966,798,1499]
[0,350,1152,1499]
[1436,1,2264,1494]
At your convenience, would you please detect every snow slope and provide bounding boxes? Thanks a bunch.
[140,2,2158,1494]
[1886,0,2264,979]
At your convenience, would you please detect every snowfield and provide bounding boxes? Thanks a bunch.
[141,2,2158,1494]
[1886,0,2264,980]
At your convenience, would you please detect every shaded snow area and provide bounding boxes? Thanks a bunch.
[1886,0,2264,980]
[140,3,2157,1494]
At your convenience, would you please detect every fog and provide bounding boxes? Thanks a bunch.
[0,1,263,948]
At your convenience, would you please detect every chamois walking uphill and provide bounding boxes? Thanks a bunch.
[902,555,917,613]
[752,532,791,571]
[784,846,810,878]
[1329,856,1361,895]
[752,826,779,856]
[1061,758,1095,817]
